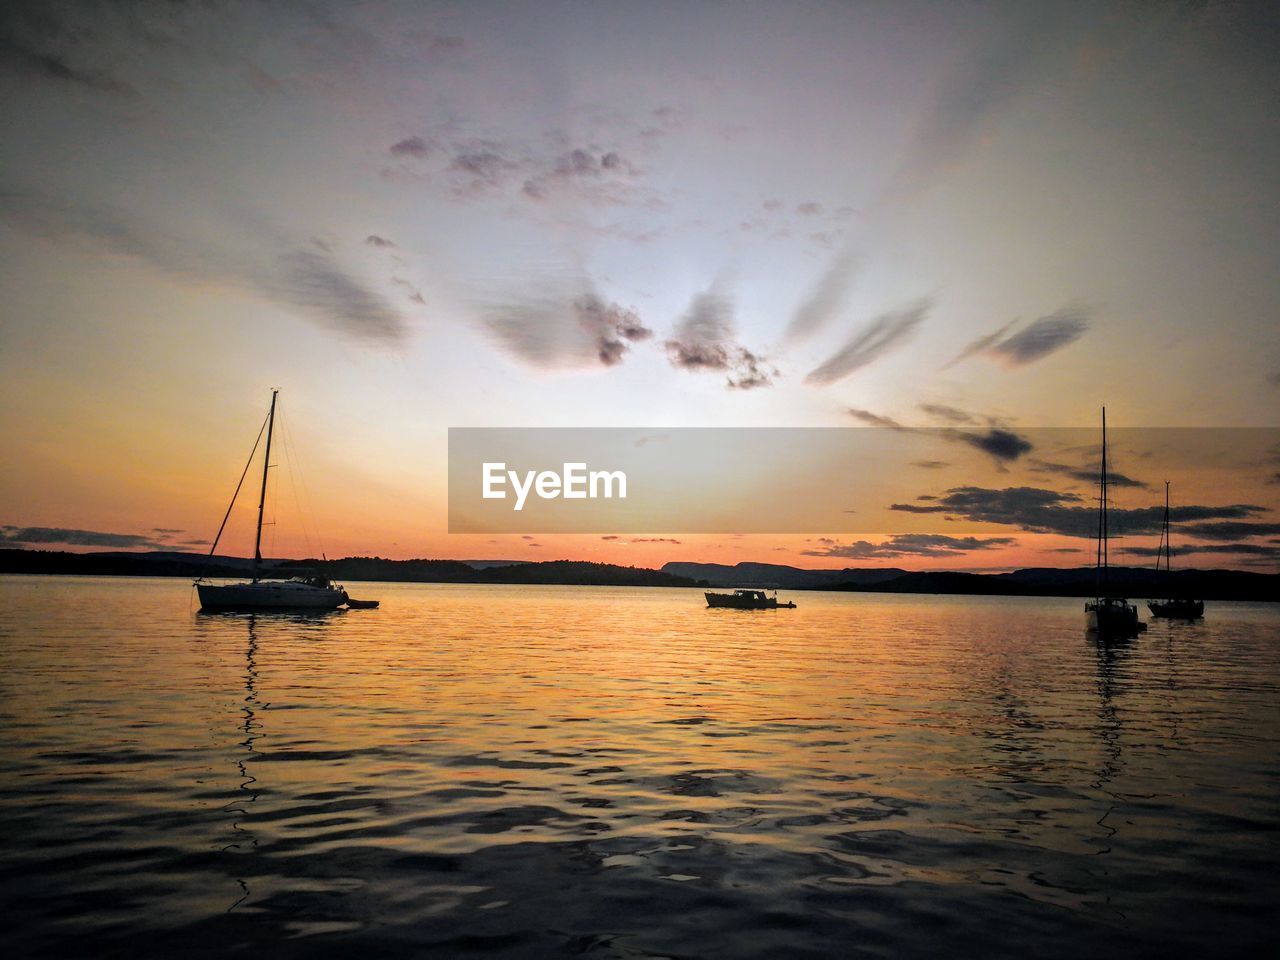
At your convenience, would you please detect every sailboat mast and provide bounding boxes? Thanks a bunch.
[252,389,278,580]
[1163,480,1172,574]
[1096,406,1109,592]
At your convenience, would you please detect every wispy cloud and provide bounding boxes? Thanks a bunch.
[879,5,1079,207]
[0,191,411,345]
[989,308,1091,365]
[805,298,930,385]
[802,533,1016,559]
[0,33,137,97]
[847,409,905,429]
[945,307,1090,370]
[1178,521,1280,541]
[279,250,408,344]
[919,403,978,425]
[0,526,165,548]
[1126,542,1280,558]
[846,407,1032,462]
[1029,457,1146,489]
[483,282,651,369]
[786,249,858,342]
[941,319,1018,371]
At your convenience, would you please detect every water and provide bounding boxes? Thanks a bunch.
[1,576,1277,958]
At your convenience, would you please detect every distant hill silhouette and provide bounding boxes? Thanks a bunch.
[662,561,907,588]
[2,549,1274,600]
[0,550,701,589]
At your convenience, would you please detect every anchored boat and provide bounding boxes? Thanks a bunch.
[195,390,349,612]
[1147,480,1204,619]
[1084,407,1145,638]
[705,589,796,610]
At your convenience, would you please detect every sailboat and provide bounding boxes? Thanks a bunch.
[1147,481,1205,619]
[1084,407,1145,638]
[195,390,349,611]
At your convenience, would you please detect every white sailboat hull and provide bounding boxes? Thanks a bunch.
[198,581,346,611]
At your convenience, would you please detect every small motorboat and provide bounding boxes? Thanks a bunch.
[345,597,379,609]
[705,589,796,610]
[1148,597,1203,619]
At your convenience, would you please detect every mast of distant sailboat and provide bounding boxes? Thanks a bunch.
[1155,480,1168,575]
[251,389,278,583]
[1096,406,1109,595]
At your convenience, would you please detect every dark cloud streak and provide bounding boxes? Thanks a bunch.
[802,533,1016,559]
[890,486,1269,539]
[805,299,930,385]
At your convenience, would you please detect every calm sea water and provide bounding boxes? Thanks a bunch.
[1,576,1277,958]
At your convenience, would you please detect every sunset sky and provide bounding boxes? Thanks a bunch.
[1,0,1277,570]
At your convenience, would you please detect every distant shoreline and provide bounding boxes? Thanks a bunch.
[2,549,1276,602]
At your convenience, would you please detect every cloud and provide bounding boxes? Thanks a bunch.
[845,407,1031,461]
[279,251,408,344]
[889,486,1269,538]
[879,4,1077,206]
[601,535,619,541]
[401,130,648,207]
[805,298,929,385]
[449,147,518,194]
[796,202,822,216]
[945,308,1090,370]
[848,408,905,429]
[949,427,1033,462]
[664,288,776,389]
[484,282,651,369]
[0,526,165,548]
[576,293,652,366]
[1125,542,1280,558]
[989,308,1090,365]
[1029,458,1147,489]
[389,136,432,158]
[919,403,978,425]
[365,234,396,248]
[522,148,637,202]
[786,249,858,341]
[0,191,410,345]
[802,533,1017,559]
[912,460,950,469]
[0,34,136,97]
[1178,521,1280,541]
[942,319,1018,370]
[635,537,681,544]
